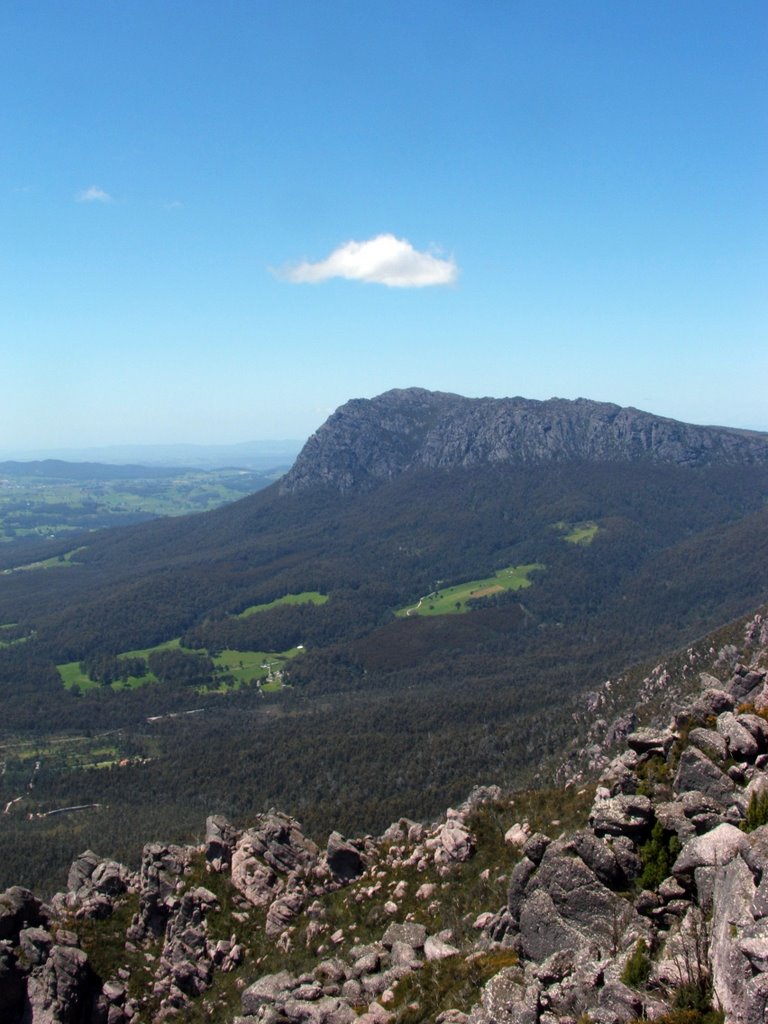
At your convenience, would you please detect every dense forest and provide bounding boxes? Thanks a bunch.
[1,459,768,893]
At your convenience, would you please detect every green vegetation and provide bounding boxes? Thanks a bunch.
[236,591,328,616]
[638,821,681,890]
[397,564,543,617]
[0,464,276,548]
[390,951,519,1024]
[621,938,652,988]
[742,789,768,833]
[553,520,599,545]
[59,636,299,692]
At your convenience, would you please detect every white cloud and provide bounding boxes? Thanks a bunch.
[276,234,458,288]
[76,185,113,203]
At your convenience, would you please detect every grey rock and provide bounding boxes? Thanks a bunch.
[674,747,737,807]
[626,728,675,755]
[672,823,750,877]
[390,941,421,969]
[654,801,697,843]
[326,832,365,882]
[521,832,551,865]
[280,390,768,496]
[18,926,53,967]
[690,687,735,720]
[716,712,760,760]
[424,935,459,961]
[568,831,625,888]
[381,922,427,950]
[597,981,643,1022]
[0,887,48,942]
[266,892,305,938]
[241,970,296,1013]
[25,944,92,1024]
[710,855,761,1024]
[205,814,240,873]
[688,727,729,762]
[508,857,537,921]
[480,965,539,1024]
[589,793,653,838]
[737,713,768,751]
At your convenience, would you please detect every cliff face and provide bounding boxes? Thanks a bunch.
[280,389,768,494]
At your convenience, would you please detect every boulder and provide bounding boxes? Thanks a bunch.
[672,823,751,877]
[479,965,539,1024]
[626,728,675,755]
[673,747,737,807]
[326,832,365,882]
[25,945,92,1024]
[589,794,653,839]
[0,887,48,942]
[688,728,729,762]
[716,712,760,761]
[205,815,240,873]
[689,687,735,720]
[381,922,427,950]
[241,970,296,1014]
[424,935,459,961]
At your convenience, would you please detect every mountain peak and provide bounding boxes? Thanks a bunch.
[280,389,768,494]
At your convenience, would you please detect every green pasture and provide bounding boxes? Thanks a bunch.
[59,637,300,693]
[210,647,300,690]
[236,591,328,617]
[553,521,599,545]
[3,546,86,574]
[397,563,544,618]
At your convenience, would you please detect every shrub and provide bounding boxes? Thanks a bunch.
[621,938,651,988]
[742,790,768,833]
[638,821,681,890]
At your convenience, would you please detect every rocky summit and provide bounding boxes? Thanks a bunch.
[3,610,768,1023]
[280,389,768,493]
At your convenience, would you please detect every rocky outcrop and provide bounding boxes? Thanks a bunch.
[3,613,768,1024]
[280,388,768,494]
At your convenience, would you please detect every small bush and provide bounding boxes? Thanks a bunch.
[741,790,768,833]
[621,938,651,988]
[638,821,681,890]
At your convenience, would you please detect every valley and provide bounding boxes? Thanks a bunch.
[1,391,768,904]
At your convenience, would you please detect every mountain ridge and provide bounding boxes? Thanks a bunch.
[281,389,768,494]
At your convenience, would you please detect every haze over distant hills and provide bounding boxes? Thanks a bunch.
[0,439,303,472]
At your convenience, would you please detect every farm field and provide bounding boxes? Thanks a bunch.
[553,520,599,545]
[236,591,328,616]
[0,465,280,549]
[396,563,544,617]
[58,640,300,693]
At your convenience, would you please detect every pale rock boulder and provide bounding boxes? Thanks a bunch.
[716,712,760,761]
[672,823,750,877]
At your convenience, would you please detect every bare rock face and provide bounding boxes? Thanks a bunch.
[205,814,241,873]
[25,944,92,1024]
[280,388,768,494]
[231,811,319,908]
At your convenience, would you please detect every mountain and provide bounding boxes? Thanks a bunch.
[2,604,767,1024]
[281,389,768,493]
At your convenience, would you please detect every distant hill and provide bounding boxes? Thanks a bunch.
[281,388,768,493]
[0,440,303,471]
[0,459,191,481]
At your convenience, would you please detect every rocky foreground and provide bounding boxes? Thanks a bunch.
[2,613,768,1024]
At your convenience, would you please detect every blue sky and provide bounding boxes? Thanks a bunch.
[1,1,766,450]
